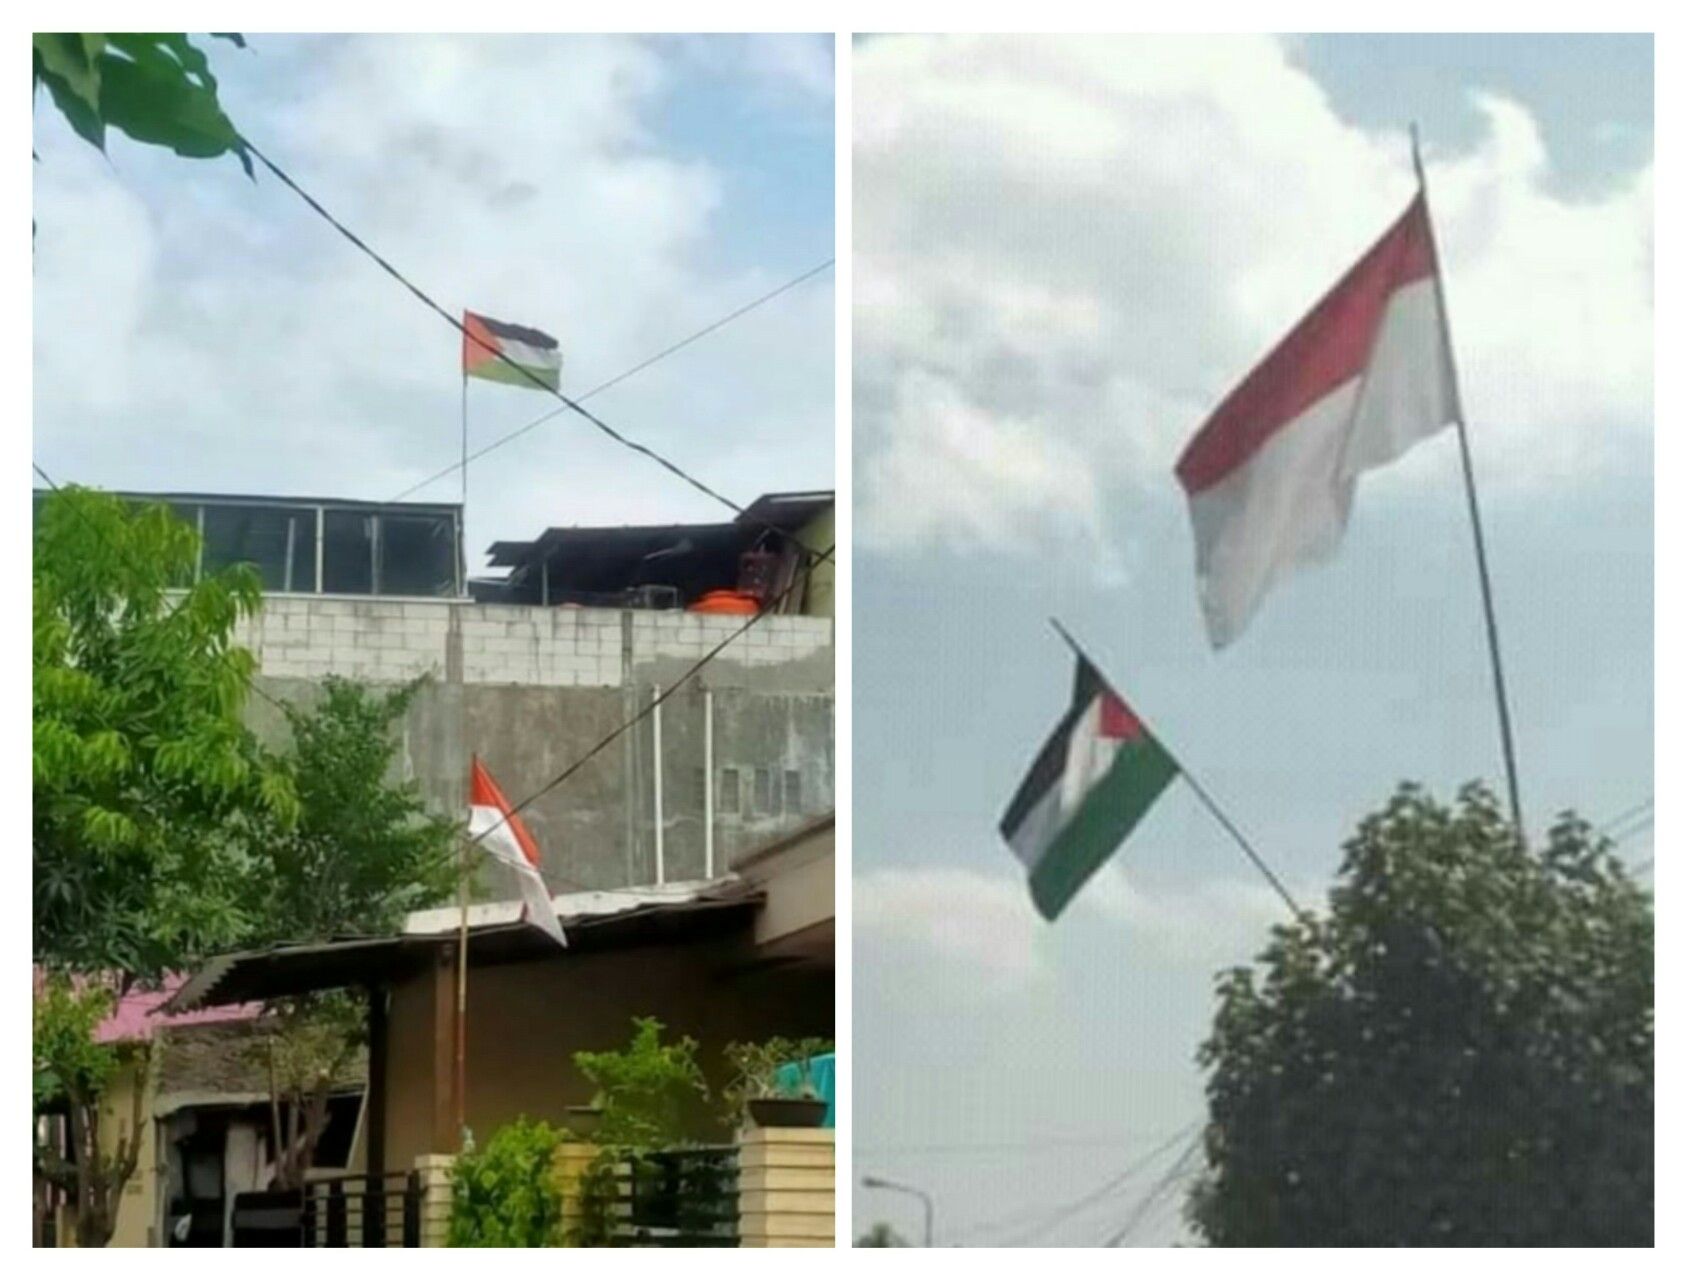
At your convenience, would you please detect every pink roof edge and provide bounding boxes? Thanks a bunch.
[32,971,260,1044]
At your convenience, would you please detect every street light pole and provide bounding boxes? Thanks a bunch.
[861,1175,934,1247]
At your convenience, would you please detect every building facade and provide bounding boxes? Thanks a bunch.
[89,489,836,893]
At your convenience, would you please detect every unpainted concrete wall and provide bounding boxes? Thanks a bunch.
[237,598,833,892]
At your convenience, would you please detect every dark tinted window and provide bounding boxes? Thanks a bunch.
[322,510,375,594]
[202,505,317,592]
[378,513,456,597]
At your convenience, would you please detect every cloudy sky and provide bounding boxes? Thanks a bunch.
[853,34,1652,1246]
[32,34,835,564]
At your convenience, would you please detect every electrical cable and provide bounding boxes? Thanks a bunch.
[1103,1129,1205,1247]
[976,1123,1199,1248]
[385,258,834,504]
[241,137,796,529]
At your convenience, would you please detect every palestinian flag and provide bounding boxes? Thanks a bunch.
[1000,657,1180,921]
[462,310,562,391]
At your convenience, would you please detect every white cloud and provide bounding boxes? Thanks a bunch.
[32,35,833,558]
[854,34,1652,559]
[1075,865,1296,966]
[854,864,1046,992]
[852,858,1308,992]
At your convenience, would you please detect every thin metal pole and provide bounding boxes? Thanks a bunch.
[1047,618,1306,921]
[652,685,665,885]
[703,687,715,878]
[458,373,470,597]
[1411,124,1525,839]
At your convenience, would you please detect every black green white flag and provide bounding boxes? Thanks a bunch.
[999,657,1180,920]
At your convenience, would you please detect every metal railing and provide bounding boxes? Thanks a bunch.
[608,1145,739,1247]
[301,1172,423,1248]
[230,1172,421,1247]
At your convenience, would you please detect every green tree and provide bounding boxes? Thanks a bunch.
[243,676,460,946]
[1190,782,1653,1247]
[237,677,459,1188]
[32,34,250,173]
[32,977,147,1248]
[33,487,297,1244]
[252,993,367,1192]
[34,486,297,982]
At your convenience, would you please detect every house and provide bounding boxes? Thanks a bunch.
[168,813,836,1244]
[36,980,365,1248]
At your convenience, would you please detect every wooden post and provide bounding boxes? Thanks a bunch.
[364,985,388,1178]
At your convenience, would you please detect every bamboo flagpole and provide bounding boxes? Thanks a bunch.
[1411,123,1525,838]
[454,840,470,1146]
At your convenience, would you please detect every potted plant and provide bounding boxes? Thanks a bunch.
[564,1102,603,1139]
[723,1036,832,1130]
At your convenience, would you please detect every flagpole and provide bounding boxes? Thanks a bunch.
[454,773,471,1148]
[1047,618,1306,921]
[1410,124,1525,839]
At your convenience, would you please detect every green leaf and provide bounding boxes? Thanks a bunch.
[32,34,105,113]
[97,50,241,159]
[34,58,106,151]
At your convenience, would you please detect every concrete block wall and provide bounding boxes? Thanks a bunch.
[237,597,833,891]
[232,597,833,690]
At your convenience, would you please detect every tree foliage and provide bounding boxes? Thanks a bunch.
[32,34,250,174]
[574,1017,709,1151]
[32,976,148,1247]
[244,676,460,947]
[238,677,460,1187]
[252,992,367,1192]
[33,487,297,982]
[1190,782,1653,1247]
[855,1221,909,1247]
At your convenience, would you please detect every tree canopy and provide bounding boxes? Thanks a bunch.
[243,677,460,946]
[1190,782,1653,1247]
[33,487,297,982]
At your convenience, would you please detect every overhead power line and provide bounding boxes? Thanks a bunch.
[980,1124,1200,1248]
[386,258,835,504]
[468,542,834,859]
[858,1130,1188,1158]
[1599,797,1653,837]
[1103,1129,1205,1247]
[241,137,765,523]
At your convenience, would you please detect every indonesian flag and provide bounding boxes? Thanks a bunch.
[1175,192,1461,648]
[462,310,562,391]
[1000,657,1180,921]
[466,757,567,947]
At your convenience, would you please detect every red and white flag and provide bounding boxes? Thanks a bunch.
[467,757,567,948]
[1175,192,1461,647]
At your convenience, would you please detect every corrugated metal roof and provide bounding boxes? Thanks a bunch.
[169,879,763,1013]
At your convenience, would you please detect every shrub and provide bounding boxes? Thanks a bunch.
[447,1117,565,1247]
[573,1017,707,1150]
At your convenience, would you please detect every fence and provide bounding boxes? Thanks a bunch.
[604,1146,740,1247]
[302,1172,422,1247]
[230,1172,422,1247]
